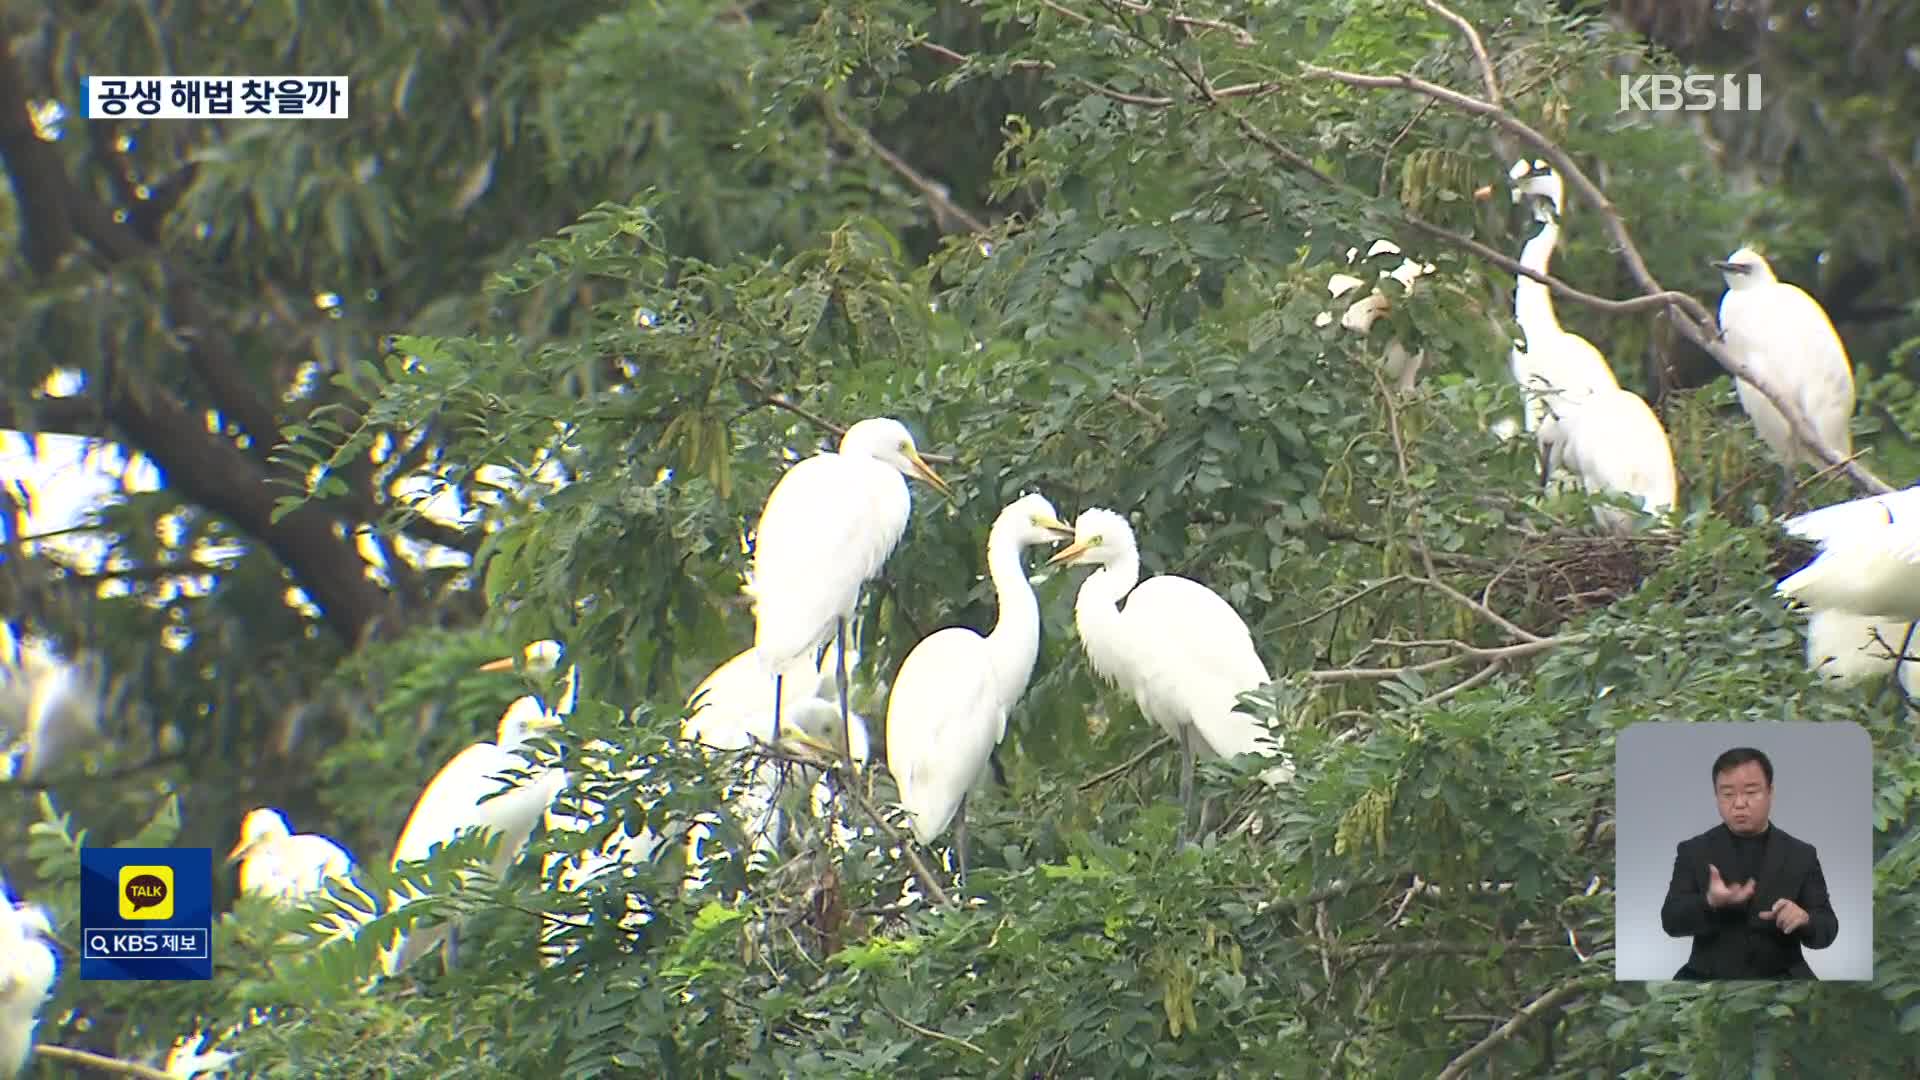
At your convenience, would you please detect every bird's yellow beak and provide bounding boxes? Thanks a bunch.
[1472,183,1494,202]
[1047,538,1094,567]
[904,449,954,499]
[477,655,518,673]
[781,729,862,770]
[1034,514,1075,541]
[225,838,258,865]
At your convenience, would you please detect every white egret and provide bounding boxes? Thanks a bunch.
[1536,386,1678,535]
[1502,159,1619,433]
[1776,486,1920,621]
[471,642,657,966]
[1714,246,1855,509]
[0,646,104,783]
[886,493,1067,881]
[1047,508,1292,845]
[0,882,57,1079]
[749,417,952,750]
[227,808,356,904]
[383,647,570,975]
[682,639,858,871]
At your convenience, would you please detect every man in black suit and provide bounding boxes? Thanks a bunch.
[1659,746,1839,979]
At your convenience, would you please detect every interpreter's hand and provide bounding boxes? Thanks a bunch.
[1758,897,1809,934]
[1706,864,1756,909]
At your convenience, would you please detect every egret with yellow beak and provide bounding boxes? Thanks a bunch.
[885,493,1067,884]
[1047,508,1292,847]
[747,417,953,763]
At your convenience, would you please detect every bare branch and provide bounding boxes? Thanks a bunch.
[1435,978,1595,1080]
[1309,635,1579,683]
[35,1044,179,1080]
[1077,735,1172,791]
[820,97,991,236]
[873,999,1002,1065]
[1420,0,1502,109]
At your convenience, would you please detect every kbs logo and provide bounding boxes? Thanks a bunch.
[118,865,174,920]
[1618,73,1763,113]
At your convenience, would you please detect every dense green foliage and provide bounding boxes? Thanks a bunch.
[2,0,1919,1076]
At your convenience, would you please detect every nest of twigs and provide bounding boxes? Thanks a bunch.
[1474,528,1687,631]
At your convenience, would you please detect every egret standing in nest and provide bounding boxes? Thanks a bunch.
[1048,508,1292,846]
[0,876,57,1079]
[748,418,952,758]
[1776,486,1920,702]
[1490,159,1620,434]
[682,639,865,876]
[383,644,571,975]
[1714,246,1855,512]
[886,493,1068,883]
[1536,386,1678,536]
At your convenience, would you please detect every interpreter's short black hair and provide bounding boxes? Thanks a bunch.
[1711,746,1773,787]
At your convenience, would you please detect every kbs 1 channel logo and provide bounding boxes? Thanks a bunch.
[81,75,350,120]
[80,847,214,981]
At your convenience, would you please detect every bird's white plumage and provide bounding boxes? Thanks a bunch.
[0,887,56,1079]
[1717,247,1855,471]
[749,418,947,679]
[1781,486,1920,545]
[384,679,568,975]
[229,807,357,906]
[1055,509,1291,784]
[1777,490,1920,619]
[0,647,104,783]
[889,630,999,845]
[885,493,1062,848]
[1504,160,1619,434]
[1802,608,1916,684]
[1537,386,1677,535]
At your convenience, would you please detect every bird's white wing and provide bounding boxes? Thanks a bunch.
[885,628,999,846]
[1564,389,1676,514]
[751,454,911,672]
[1778,524,1920,619]
[1804,609,1912,683]
[683,648,822,751]
[1783,487,1920,545]
[1776,285,1856,454]
[1119,576,1282,764]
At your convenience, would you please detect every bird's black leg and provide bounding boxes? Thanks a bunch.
[954,794,969,890]
[1774,464,1796,516]
[771,672,784,746]
[443,926,459,974]
[835,617,854,773]
[1177,725,1196,849]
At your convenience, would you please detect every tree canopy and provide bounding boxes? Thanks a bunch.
[2,0,1918,1076]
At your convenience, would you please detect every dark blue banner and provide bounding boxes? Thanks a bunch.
[79,847,213,981]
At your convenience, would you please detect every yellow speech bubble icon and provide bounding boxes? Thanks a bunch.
[119,864,174,920]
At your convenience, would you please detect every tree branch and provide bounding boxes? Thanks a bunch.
[1434,978,1593,1080]
[1077,735,1171,791]
[820,96,991,237]
[34,1044,179,1080]
[1309,635,1580,683]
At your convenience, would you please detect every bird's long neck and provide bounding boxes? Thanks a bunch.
[981,524,1042,712]
[1515,217,1561,338]
[1073,551,1140,689]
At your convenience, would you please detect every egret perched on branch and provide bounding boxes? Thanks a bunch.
[1776,486,1920,620]
[0,878,57,1079]
[227,808,358,906]
[1496,159,1619,433]
[1536,386,1677,535]
[1714,246,1855,510]
[383,645,570,975]
[886,493,1067,882]
[748,417,952,752]
[1047,508,1292,845]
